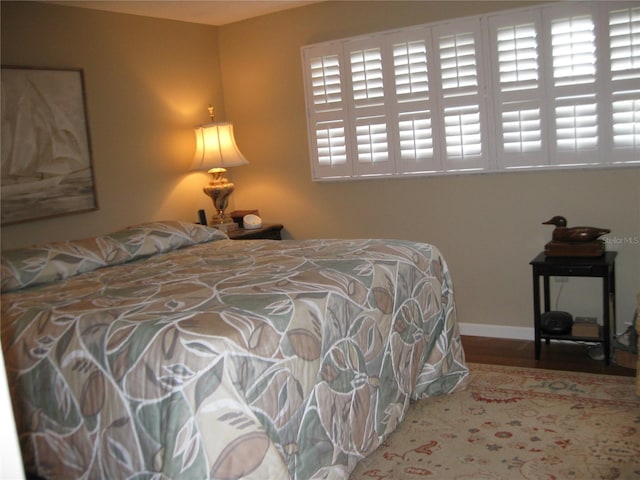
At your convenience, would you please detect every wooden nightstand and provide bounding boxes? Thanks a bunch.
[530,252,617,365]
[227,223,283,240]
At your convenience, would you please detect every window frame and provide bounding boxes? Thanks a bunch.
[301,1,640,181]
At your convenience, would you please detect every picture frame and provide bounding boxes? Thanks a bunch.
[1,66,98,225]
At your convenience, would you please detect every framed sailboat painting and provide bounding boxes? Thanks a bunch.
[1,66,98,225]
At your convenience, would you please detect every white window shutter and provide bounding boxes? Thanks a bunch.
[607,4,640,163]
[302,44,353,179]
[433,19,489,171]
[545,3,601,166]
[301,1,639,181]
[387,29,442,173]
[344,37,395,176]
[489,12,546,169]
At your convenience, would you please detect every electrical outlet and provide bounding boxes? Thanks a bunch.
[555,276,569,283]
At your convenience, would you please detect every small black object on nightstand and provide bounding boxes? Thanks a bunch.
[198,209,207,226]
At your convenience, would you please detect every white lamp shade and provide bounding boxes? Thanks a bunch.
[191,122,249,171]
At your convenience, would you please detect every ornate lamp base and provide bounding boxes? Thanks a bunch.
[211,220,238,233]
[204,168,238,232]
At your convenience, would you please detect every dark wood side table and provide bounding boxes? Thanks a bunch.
[227,223,283,240]
[530,252,617,365]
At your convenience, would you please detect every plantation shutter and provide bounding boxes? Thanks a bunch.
[301,1,639,181]
[344,36,395,176]
[302,43,352,179]
[432,19,489,171]
[607,4,640,163]
[386,28,442,173]
[489,12,546,168]
[545,3,600,165]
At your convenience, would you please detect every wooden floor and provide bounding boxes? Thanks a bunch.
[461,335,636,377]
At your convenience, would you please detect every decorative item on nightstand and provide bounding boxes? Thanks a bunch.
[190,105,248,231]
[243,214,262,230]
[542,216,610,257]
[229,209,259,227]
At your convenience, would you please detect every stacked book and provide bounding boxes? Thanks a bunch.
[572,317,600,337]
[544,240,605,257]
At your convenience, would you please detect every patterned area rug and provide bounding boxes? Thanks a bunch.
[351,363,640,480]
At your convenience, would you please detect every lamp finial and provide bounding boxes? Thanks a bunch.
[207,105,214,122]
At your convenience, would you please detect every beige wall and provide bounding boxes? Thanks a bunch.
[1,1,224,248]
[1,1,639,336]
[218,1,640,334]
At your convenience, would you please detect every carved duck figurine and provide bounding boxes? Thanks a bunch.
[542,216,610,243]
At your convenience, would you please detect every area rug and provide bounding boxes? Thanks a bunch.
[351,363,640,480]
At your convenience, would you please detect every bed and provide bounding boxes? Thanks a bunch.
[1,221,469,479]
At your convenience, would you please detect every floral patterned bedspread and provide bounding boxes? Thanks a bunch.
[1,221,469,480]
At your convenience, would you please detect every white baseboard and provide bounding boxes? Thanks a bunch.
[459,322,534,341]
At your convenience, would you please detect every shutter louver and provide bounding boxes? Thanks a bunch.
[399,114,433,161]
[555,103,598,151]
[497,24,538,91]
[311,55,342,108]
[612,99,639,150]
[440,33,478,92]
[356,121,388,164]
[502,108,541,153]
[609,6,640,81]
[393,41,429,99]
[316,122,347,166]
[444,106,482,159]
[609,6,640,160]
[552,15,596,86]
[351,48,384,104]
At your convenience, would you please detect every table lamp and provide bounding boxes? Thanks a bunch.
[191,106,248,229]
